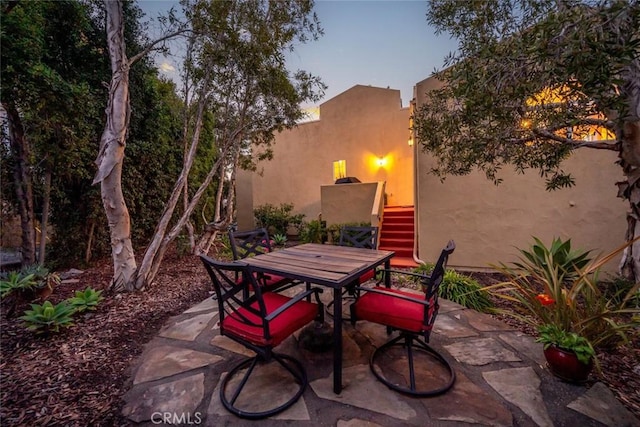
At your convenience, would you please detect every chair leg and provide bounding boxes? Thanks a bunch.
[220,353,308,419]
[369,333,455,397]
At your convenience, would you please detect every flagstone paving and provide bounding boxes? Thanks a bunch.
[121,290,639,426]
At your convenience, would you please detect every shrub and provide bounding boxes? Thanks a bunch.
[299,220,327,243]
[412,264,493,312]
[19,300,76,335]
[253,203,305,236]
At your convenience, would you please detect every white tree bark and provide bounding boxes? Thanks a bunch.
[135,71,212,289]
[94,0,137,291]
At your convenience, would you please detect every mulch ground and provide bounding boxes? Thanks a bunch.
[1,249,638,426]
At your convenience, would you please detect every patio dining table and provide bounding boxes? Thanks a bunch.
[239,242,395,394]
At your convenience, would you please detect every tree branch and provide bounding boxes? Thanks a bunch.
[128,28,190,66]
[534,129,618,150]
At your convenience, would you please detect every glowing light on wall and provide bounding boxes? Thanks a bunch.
[376,156,387,168]
[333,160,346,181]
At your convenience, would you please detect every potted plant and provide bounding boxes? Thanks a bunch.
[487,237,640,383]
[536,324,594,382]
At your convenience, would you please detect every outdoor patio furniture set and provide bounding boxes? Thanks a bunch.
[200,226,456,419]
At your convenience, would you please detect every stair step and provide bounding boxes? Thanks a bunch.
[380,230,414,239]
[381,206,416,265]
[379,246,414,258]
[380,238,413,247]
[381,223,414,232]
[390,256,419,268]
[384,211,414,219]
[383,216,413,225]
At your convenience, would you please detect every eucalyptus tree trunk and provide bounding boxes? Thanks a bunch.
[4,103,36,265]
[143,152,228,287]
[38,166,51,264]
[196,147,241,255]
[135,71,211,289]
[94,0,137,291]
[616,59,640,281]
[618,121,640,280]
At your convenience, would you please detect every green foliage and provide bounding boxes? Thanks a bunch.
[67,288,104,313]
[413,264,493,313]
[488,237,640,351]
[20,264,61,290]
[0,272,38,298]
[272,233,288,247]
[175,234,192,258]
[19,300,75,335]
[216,234,235,261]
[517,237,591,286]
[299,220,328,244]
[537,324,595,364]
[326,222,372,244]
[602,275,640,308]
[418,1,637,189]
[253,203,305,236]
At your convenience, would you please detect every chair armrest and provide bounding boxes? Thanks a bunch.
[265,287,323,321]
[352,286,430,306]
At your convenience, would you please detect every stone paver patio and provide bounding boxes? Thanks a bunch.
[121,287,639,426]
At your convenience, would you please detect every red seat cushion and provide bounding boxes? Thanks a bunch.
[223,292,318,347]
[353,287,435,333]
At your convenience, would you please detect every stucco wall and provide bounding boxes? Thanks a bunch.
[320,182,382,226]
[246,85,412,223]
[414,77,627,271]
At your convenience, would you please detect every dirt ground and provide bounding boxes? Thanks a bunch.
[0,247,638,426]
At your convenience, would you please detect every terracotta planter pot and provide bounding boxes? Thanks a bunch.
[543,345,593,383]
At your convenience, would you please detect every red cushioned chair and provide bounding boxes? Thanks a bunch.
[200,255,324,419]
[326,226,379,319]
[350,240,456,396]
[228,228,299,293]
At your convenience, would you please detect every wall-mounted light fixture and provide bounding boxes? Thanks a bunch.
[333,160,346,181]
[376,157,387,167]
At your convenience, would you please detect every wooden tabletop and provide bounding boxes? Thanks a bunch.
[240,243,394,288]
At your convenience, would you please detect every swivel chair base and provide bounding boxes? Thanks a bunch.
[370,333,455,396]
[220,353,307,419]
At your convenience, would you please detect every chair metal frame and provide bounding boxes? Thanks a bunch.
[350,240,456,396]
[228,228,299,294]
[326,226,379,319]
[200,255,323,419]
[338,225,379,249]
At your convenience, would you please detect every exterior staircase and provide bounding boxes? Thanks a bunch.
[378,206,419,268]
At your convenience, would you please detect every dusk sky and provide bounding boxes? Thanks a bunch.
[138,0,458,113]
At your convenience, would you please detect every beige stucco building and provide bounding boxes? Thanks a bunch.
[239,84,413,223]
[237,79,627,272]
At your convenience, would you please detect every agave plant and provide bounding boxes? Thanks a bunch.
[19,300,76,335]
[0,272,37,298]
[67,288,104,312]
